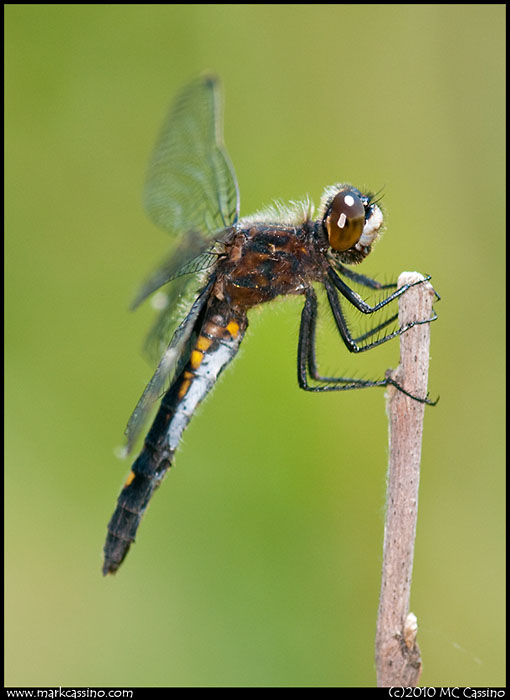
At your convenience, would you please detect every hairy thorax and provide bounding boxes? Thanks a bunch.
[216,223,324,308]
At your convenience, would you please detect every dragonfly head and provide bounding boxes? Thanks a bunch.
[320,184,384,263]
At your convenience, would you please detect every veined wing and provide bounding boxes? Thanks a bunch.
[124,76,239,448]
[125,274,216,452]
[144,74,239,245]
[130,229,224,311]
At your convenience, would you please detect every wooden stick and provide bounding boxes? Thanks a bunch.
[375,271,436,687]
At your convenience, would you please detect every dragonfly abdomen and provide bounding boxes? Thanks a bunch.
[103,299,247,574]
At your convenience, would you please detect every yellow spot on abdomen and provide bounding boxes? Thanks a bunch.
[190,350,203,369]
[226,320,240,338]
[196,335,213,352]
[124,470,136,487]
[178,378,192,399]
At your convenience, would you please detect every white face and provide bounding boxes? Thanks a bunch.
[359,202,384,248]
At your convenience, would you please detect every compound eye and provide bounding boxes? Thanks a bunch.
[324,189,365,252]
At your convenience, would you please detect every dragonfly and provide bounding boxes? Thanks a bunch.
[103,75,437,575]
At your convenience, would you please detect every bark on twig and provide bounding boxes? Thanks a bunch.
[375,271,435,687]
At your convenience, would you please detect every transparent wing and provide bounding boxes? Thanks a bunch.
[142,265,214,367]
[125,275,216,452]
[144,74,239,244]
[130,229,224,310]
[125,76,239,448]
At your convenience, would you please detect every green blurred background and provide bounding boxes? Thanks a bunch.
[5,4,505,688]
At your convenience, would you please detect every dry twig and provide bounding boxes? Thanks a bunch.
[375,271,436,687]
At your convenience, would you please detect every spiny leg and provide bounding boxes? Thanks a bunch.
[297,287,436,404]
[330,266,438,343]
[351,312,400,344]
[324,278,437,354]
[328,267,436,315]
[328,265,401,343]
[333,262,398,291]
[298,287,387,391]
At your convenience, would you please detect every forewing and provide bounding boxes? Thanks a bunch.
[144,75,239,243]
[125,76,239,449]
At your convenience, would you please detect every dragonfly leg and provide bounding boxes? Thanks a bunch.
[324,277,437,354]
[333,262,398,291]
[297,286,436,404]
[328,267,438,314]
[298,287,387,391]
